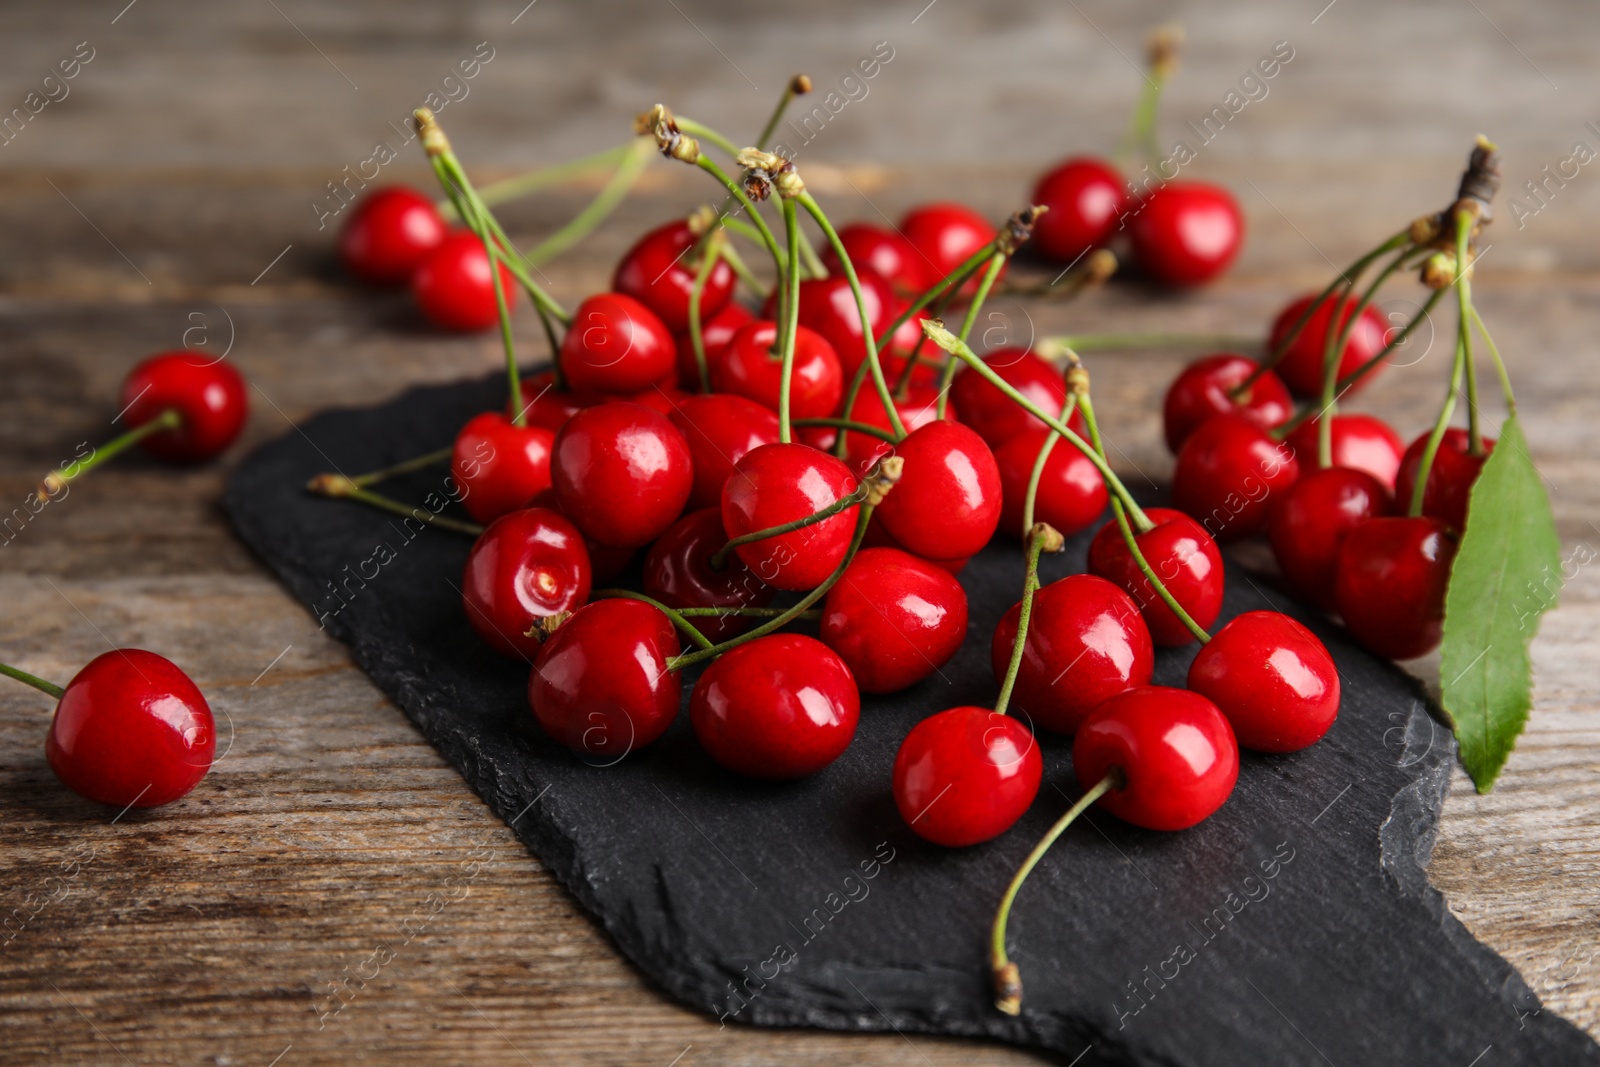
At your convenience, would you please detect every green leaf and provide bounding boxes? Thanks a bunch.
[1440,415,1562,793]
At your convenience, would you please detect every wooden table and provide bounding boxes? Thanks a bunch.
[2,1,1597,1062]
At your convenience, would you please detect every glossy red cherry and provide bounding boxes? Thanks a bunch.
[839,380,947,479]
[675,301,754,389]
[518,371,601,433]
[991,574,1153,734]
[1334,516,1456,660]
[1073,686,1238,830]
[772,271,895,381]
[643,508,774,641]
[714,320,843,419]
[625,382,691,418]
[338,186,447,285]
[1030,157,1128,262]
[412,231,515,332]
[1268,466,1392,610]
[1395,428,1495,532]
[892,706,1041,847]
[529,598,682,757]
[1286,413,1404,492]
[1268,292,1393,398]
[551,402,693,549]
[665,393,781,510]
[860,516,971,575]
[994,428,1108,539]
[1171,413,1300,542]
[690,634,859,779]
[44,649,214,808]
[450,412,555,525]
[899,203,999,292]
[820,547,968,693]
[119,352,250,462]
[1188,611,1340,753]
[1127,181,1243,287]
[613,219,735,333]
[461,507,592,659]
[1162,354,1293,454]
[820,223,930,293]
[720,442,858,591]
[558,292,677,394]
[1086,507,1225,646]
[948,348,1080,449]
[876,421,1002,560]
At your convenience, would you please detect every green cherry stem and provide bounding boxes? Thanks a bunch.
[306,473,485,537]
[1020,394,1080,536]
[518,136,656,268]
[777,197,804,442]
[1407,322,1467,517]
[790,417,899,443]
[675,117,741,158]
[1468,304,1516,416]
[693,156,785,277]
[755,75,810,150]
[348,446,453,488]
[719,240,770,298]
[463,141,634,212]
[936,251,1008,419]
[1316,242,1417,467]
[676,606,821,620]
[1454,209,1484,456]
[686,230,725,394]
[591,589,717,651]
[992,522,1063,719]
[990,771,1121,1016]
[0,659,66,700]
[38,408,181,500]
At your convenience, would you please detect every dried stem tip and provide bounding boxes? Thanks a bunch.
[307,472,357,497]
[735,147,804,199]
[1147,23,1185,80]
[1454,134,1501,222]
[686,203,718,237]
[789,74,812,95]
[639,104,699,163]
[1029,522,1066,554]
[413,108,448,157]
[996,205,1047,256]
[1421,251,1464,290]
[35,472,65,504]
[525,611,572,642]
[862,455,904,506]
[1084,248,1118,285]
[993,961,1023,1016]
[1063,363,1089,397]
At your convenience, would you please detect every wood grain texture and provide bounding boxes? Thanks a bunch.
[2,0,1598,1063]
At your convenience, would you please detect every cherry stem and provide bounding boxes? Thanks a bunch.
[1081,393,1212,644]
[709,471,881,571]
[1316,242,1417,467]
[0,660,66,700]
[936,251,1008,420]
[989,771,1121,1016]
[992,523,1061,719]
[1041,332,1259,355]
[462,142,633,212]
[790,417,898,443]
[797,191,907,440]
[719,237,770,298]
[686,230,725,394]
[922,322,1152,531]
[1454,209,1485,456]
[676,606,820,619]
[1408,320,1467,517]
[994,249,1115,302]
[755,76,807,150]
[1020,394,1079,536]
[306,473,484,537]
[591,589,717,651]
[675,117,741,158]
[518,136,656,268]
[38,408,182,501]
[777,198,804,442]
[347,447,453,489]
[669,502,877,672]
[693,156,785,278]
[1468,304,1516,416]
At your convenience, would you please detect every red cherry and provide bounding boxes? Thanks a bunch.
[690,634,859,778]
[1268,292,1393,398]
[551,402,693,549]
[860,516,971,575]
[461,507,592,659]
[839,380,947,479]
[991,574,1153,734]
[892,706,1041,847]
[994,428,1108,539]
[450,412,555,525]
[666,393,781,510]
[769,271,895,381]
[1395,428,1495,532]
[338,187,446,285]
[1188,611,1339,753]
[1086,507,1225,646]
[899,203,999,293]
[714,321,843,419]
[45,649,214,808]
[675,301,754,389]
[118,352,249,463]
[1073,686,1238,830]
[529,598,682,757]
[1030,158,1128,262]
[1285,413,1404,492]
[643,508,774,641]
[820,223,930,293]
[625,382,691,418]
[720,442,858,591]
[518,372,601,432]
[412,231,515,332]
[559,292,677,394]
[876,421,1002,560]
[1127,182,1243,287]
[1162,354,1293,454]
[1268,466,1393,610]
[948,348,1080,449]
[1171,414,1300,542]
[1334,516,1456,660]
[613,220,735,333]
[820,547,969,693]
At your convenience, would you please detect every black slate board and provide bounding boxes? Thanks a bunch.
[224,374,1600,1066]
